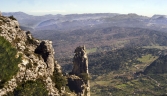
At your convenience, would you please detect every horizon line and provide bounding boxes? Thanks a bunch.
[1,11,166,17]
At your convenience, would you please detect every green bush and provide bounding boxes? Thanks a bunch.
[79,73,89,83]
[12,79,48,96]
[0,36,21,88]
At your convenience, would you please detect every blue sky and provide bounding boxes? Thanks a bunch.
[0,0,167,16]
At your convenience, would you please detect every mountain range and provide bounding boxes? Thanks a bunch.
[2,12,167,33]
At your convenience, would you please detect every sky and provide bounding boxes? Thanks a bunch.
[0,0,167,17]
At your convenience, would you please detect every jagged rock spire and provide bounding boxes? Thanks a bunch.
[72,46,88,76]
[67,46,90,96]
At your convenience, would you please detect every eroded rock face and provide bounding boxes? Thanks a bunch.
[68,46,90,96]
[0,15,60,96]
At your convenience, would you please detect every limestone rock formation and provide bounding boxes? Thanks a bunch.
[72,46,89,76]
[68,46,90,96]
[0,14,61,96]
[35,40,55,75]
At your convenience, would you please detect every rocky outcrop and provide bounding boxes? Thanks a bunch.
[72,46,89,76]
[0,15,60,96]
[68,46,90,96]
[35,40,55,75]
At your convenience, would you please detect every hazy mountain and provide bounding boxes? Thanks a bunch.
[3,12,167,33]
[2,11,32,19]
[2,12,118,30]
[36,19,57,28]
[150,15,167,24]
[2,12,63,28]
[33,13,167,32]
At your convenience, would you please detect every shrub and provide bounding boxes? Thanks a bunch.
[79,73,89,83]
[12,79,48,96]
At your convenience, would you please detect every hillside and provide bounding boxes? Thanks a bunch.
[33,27,167,66]
[144,55,167,74]
[88,47,167,96]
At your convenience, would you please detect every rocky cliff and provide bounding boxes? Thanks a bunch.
[0,14,90,96]
[0,14,61,96]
